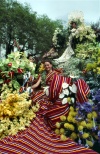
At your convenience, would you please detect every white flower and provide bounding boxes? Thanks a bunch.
[71,97,75,103]
[26,87,33,93]
[44,86,49,96]
[59,93,65,99]
[71,28,77,33]
[62,98,67,104]
[69,84,77,93]
[63,89,69,96]
[62,82,69,89]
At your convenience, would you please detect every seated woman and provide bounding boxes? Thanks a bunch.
[31,59,90,129]
[31,59,64,101]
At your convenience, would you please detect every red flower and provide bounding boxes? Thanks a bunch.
[8,63,12,67]
[17,68,24,74]
[4,79,11,84]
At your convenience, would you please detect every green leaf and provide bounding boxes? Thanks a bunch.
[12,80,20,89]
[0,79,3,84]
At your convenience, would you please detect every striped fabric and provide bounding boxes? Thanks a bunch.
[46,70,62,86]
[0,115,97,154]
[31,90,45,103]
[75,79,90,104]
[45,101,70,128]
[44,75,72,128]
[49,74,72,102]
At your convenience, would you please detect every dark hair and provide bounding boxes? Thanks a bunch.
[42,59,53,65]
[70,21,77,25]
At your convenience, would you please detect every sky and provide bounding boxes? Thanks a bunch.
[17,0,100,24]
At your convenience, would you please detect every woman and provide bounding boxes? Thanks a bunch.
[31,60,73,128]
[53,22,76,66]
[31,59,90,128]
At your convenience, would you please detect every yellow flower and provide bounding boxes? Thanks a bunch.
[3,110,12,116]
[60,128,65,134]
[82,133,89,139]
[86,123,93,129]
[69,124,75,131]
[70,106,74,111]
[55,129,60,135]
[78,125,83,131]
[80,121,86,127]
[86,140,93,147]
[55,122,61,128]
[60,134,67,141]
[72,118,77,123]
[60,115,66,121]
[87,113,92,119]
[70,132,77,140]
[69,111,77,117]
[92,111,97,118]
[67,116,73,122]
[0,88,39,139]
[64,123,69,129]
[39,63,45,73]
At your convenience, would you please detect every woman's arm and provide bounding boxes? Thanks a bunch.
[31,76,41,89]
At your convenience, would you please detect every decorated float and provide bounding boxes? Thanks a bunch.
[0,11,100,154]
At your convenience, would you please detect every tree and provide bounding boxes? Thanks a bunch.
[35,15,64,55]
[0,0,37,56]
[0,0,64,57]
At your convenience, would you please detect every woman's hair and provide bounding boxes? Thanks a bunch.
[70,21,77,25]
[42,59,53,65]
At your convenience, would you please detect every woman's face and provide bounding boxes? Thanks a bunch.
[29,56,35,63]
[71,22,77,29]
[44,62,52,72]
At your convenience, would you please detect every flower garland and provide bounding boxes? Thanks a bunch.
[0,83,39,139]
